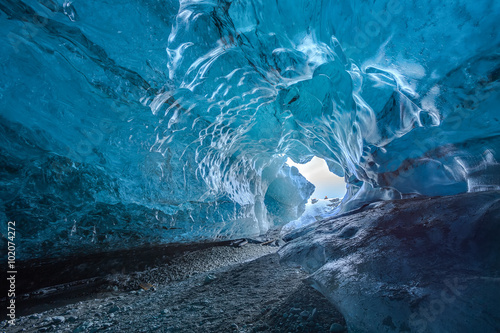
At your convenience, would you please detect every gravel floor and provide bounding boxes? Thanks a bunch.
[2,244,346,332]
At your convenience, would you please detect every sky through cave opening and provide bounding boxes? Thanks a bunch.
[286,157,346,201]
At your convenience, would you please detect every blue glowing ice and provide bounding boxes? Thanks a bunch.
[0,0,499,258]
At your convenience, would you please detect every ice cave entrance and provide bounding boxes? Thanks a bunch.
[283,157,346,231]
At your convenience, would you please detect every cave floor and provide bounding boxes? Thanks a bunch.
[3,244,345,332]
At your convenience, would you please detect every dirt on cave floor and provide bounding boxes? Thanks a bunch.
[2,244,346,333]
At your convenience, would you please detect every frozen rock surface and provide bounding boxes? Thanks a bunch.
[1,0,499,258]
[280,191,500,332]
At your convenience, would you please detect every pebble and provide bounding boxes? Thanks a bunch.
[330,322,345,332]
[204,274,217,284]
[7,244,344,332]
[307,308,317,321]
[72,322,90,333]
[108,306,120,314]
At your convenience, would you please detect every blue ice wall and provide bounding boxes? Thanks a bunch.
[0,0,498,258]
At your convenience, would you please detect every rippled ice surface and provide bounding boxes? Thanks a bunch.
[0,0,499,258]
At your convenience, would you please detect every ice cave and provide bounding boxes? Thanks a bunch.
[0,0,499,332]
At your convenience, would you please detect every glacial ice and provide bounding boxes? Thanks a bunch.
[281,198,341,234]
[280,191,500,332]
[0,0,499,261]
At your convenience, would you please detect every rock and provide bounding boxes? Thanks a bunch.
[237,240,248,247]
[231,239,249,247]
[52,316,65,324]
[204,274,216,284]
[67,316,78,322]
[299,310,309,319]
[139,282,155,291]
[108,306,120,313]
[73,321,93,333]
[289,307,301,314]
[253,324,268,332]
[307,308,317,321]
[329,323,345,332]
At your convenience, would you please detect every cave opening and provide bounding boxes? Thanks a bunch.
[281,157,346,232]
[285,157,346,201]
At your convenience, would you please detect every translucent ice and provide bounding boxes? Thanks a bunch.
[280,191,500,332]
[281,198,341,234]
[0,0,499,258]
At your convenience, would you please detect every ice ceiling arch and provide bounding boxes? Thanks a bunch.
[0,0,499,259]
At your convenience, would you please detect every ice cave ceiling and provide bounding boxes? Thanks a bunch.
[0,0,499,259]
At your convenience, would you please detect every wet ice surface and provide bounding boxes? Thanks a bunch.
[280,191,500,333]
[3,244,345,333]
[1,0,499,259]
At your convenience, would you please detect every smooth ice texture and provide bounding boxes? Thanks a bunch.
[280,191,500,332]
[0,0,499,258]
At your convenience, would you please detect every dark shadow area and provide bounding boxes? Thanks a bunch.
[1,240,234,319]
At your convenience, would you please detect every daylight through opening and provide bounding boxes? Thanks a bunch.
[286,157,347,201]
[282,157,347,232]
